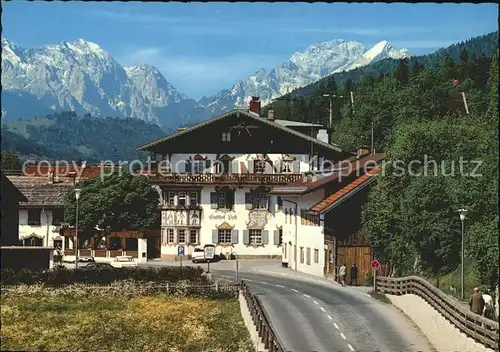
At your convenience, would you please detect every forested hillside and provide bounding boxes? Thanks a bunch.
[1,111,168,162]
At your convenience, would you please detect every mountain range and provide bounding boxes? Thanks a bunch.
[1,37,410,128]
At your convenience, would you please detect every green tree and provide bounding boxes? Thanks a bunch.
[394,58,410,83]
[63,171,160,238]
[1,151,22,171]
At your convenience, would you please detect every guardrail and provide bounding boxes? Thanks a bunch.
[241,281,287,352]
[376,276,499,351]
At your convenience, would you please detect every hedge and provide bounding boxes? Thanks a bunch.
[0,266,209,286]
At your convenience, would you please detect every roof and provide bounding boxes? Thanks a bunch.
[274,119,324,128]
[1,172,28,202]
[270,153,385,196]
[310,167,380,214]
[23,165,103,179]
[137,109,351,155]
[7,176,74,208]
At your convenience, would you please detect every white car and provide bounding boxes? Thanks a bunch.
[191,244,216,263]
[110,256,138,268]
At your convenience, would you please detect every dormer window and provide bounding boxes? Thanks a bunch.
[281,161,292,173]
[254,160,265,173]
[193,160,205,173]
[222,132,231,142]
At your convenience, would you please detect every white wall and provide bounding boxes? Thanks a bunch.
[281,189,326,278]
[18,209,62,248]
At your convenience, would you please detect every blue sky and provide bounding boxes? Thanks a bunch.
[2,2,498,99]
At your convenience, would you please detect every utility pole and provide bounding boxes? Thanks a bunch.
[322,94,343,129]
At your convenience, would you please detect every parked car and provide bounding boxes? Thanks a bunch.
[80,262,114,270]
[191,244,219,263]
[110,256,138,268]
[78,256,95,263]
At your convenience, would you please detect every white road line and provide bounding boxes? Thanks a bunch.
[347,344,355,351]
[303,294,311,298]
[340,332,346,340]
[313,300,319,305]
[333,323,339,330]
[256,281,269,285]
[327,314,333,320]
[291,288,299,292]
[275,284,285,288]
[320,307,326,312]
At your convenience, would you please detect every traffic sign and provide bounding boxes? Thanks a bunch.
[204,245,215,260]
[178,246,185,256]
[371,259,381,271]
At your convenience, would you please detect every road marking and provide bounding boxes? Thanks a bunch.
[275,284,285,288]
[327,314,333,320]
[313,300,319,305]
[340,332,346,340]
[320,307,326,312]
[291,288,299,292]
[333,323,339,330]
[303,294,311,298]
[347,344,355,351]
[256,281,269,285]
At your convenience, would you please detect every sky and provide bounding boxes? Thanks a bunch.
[2,2,498,100]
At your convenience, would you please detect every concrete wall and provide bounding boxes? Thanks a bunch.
[281,190,325,278]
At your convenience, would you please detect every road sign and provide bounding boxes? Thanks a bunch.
[178,246,185,256]
[371,259,381,271]
[204,245,215,260]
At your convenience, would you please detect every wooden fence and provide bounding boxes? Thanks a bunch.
[376,276,499,351]
[241,281,287,352]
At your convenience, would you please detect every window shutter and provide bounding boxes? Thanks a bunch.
[185,160,192,173]
[243,230,250,245]
[262,230,269,244]
[267,195,273,212]
[205,159,211,169]
[228,160,233,173]
[210,192,218,209]
[292,159,300,173]
[228,191,235,210]
[277,196,283,210]
[247,160,254,173]
[231,230,239,244]
[273,230,280,245]
[245,192,252,210]
[212,230,218,245]
[265,161,273,174]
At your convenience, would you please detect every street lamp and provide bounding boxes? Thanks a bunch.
[457,208,468,299]
[74,188,82,268]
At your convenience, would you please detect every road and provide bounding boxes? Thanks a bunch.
[212,268,433,352]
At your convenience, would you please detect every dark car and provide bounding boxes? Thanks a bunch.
[80,262,114,270]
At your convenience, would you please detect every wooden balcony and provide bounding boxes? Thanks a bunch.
[149,172,304,185]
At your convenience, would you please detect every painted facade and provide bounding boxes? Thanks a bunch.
[18,208,65,248]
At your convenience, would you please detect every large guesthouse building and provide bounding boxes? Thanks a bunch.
[138,97,353,260]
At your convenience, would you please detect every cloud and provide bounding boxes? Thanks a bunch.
[117,46,283,99]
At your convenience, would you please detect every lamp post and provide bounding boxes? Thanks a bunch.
[74,188,81,268]
[457,208,468,299]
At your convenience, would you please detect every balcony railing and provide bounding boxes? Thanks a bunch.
[149,172,303,185]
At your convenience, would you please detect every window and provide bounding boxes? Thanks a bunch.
[217,191,234,210]
[167,229,175,243]
[281,161,292,173]
[178,192,187,206]
[189,229,198,244]
[306,247,311,265]
[189,192,199,206]
[277,196,283,210]
[178,229,186,243]
[28,209,41,226]
[216,160,230,173]
[252,193,268,209]
[249,230,262,245]
[300,247,304,264]
[52,208,64,225]
[254,160,265,173]
[193,161,205,173]
[167,191,175,205]
[222,132,231,142]
[218,229,232,244]
[314,249,319,263]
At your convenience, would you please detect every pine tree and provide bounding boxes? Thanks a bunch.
[410,61,423,76]
[487,50,499,121]
[394,58,410,83]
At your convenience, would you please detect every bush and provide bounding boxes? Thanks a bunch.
[0,266,208,286]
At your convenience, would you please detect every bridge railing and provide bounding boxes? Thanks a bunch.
[241,281,287,352]
[376,276,499,351]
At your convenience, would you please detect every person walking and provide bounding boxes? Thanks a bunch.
[350,263,358,286]
[339,264,347,286]
[469,287,485,315]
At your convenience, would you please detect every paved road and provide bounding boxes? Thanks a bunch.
[213,269,433,352]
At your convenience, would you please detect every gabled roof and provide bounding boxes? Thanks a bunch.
[309,167,380,214]
[274,119,323,128]
[7,176,73,208]
[137,109,351,155]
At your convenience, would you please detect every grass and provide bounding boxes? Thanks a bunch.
[0,291,253,352]
[368,291,392,304]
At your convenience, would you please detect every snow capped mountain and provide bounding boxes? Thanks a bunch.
[199,39,411,114]
[1,38,201,128]
[2,37,410,128]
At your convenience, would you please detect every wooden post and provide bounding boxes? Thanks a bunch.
[373,269,376,292]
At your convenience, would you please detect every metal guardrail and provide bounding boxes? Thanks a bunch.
[376,276,499,351]
[241,280,287,352]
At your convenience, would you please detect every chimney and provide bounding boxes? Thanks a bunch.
[249,96,261,116]
[316,129,329,143]
[47,171,54,185]
[268,109,275,121]
[356,145,370,158]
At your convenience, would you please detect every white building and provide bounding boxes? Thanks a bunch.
[271,152,384,284]
[138,97,353,260]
